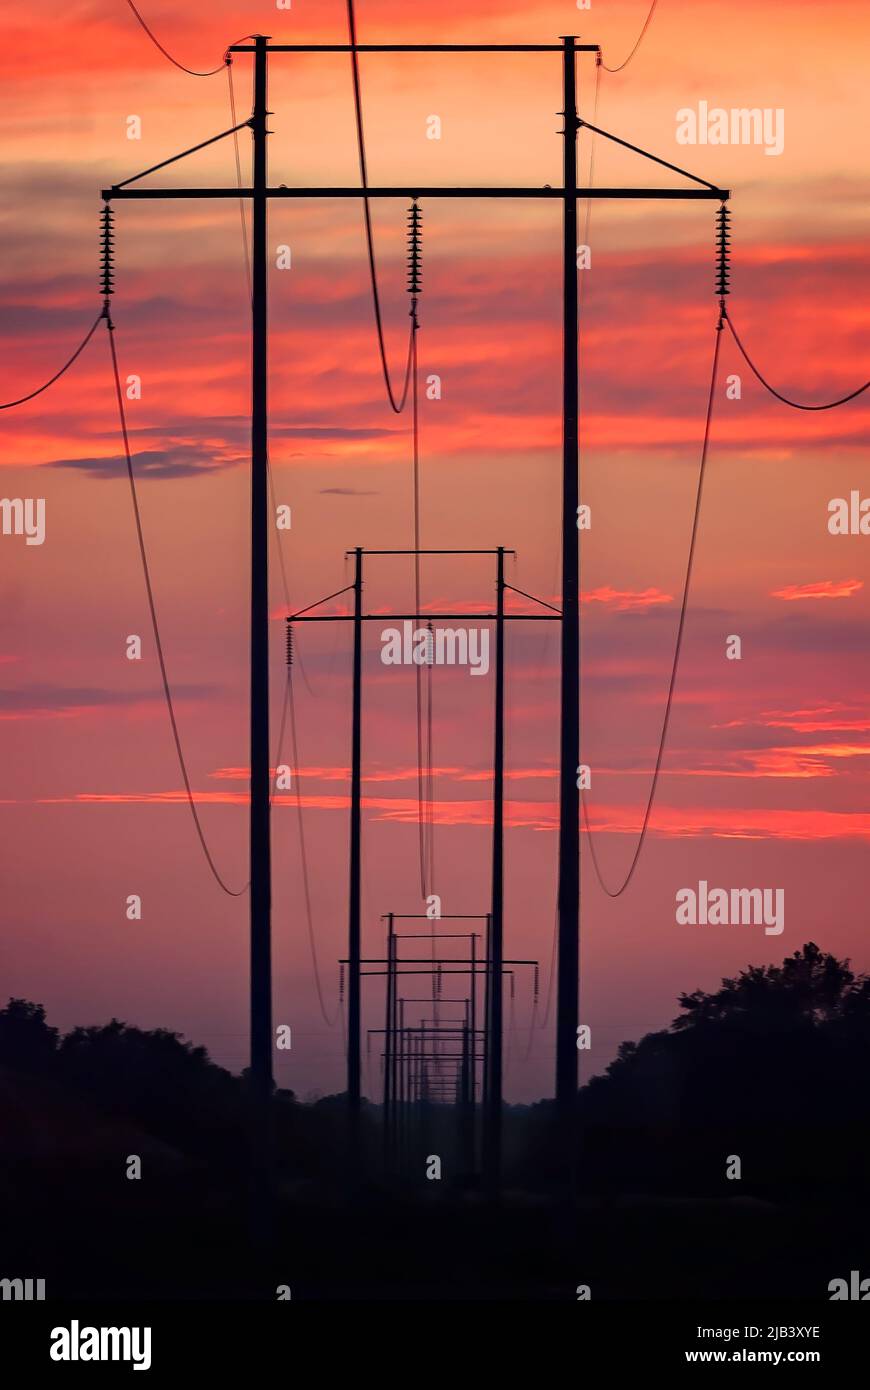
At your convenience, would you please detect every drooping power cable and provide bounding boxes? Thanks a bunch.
[578,55,602,313]
[600,0,660,74]
[227,60,253,307]
[725,312,869,411]
[285,643,342,1027]
[106,315,248,897]
[0,312,103,410]
[345,0,433,899]
[124,0,237,78]
[582,313,724,897]
[346,0,415,413]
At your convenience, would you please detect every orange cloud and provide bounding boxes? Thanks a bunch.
[718,707,870,734]
[582,803,870,843]
[209,764,467,784]
[771,579,863,601]
[34,790,556,831]
[31,786,870,844]
[580,586,673,612]
[703,746,868,779]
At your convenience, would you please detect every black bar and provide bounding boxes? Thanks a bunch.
[391,1045,475,1056]
[556,35,580,1125]
[284,583,355,620]
[397,1006,405,1156]
[470,931,478,1157]
[360,969,518,977]
[399,1020,471,1029]
[349,958,536,965]
[229,44,599,53]
[103,186,729,200]
[348,548,363,1122]
[249,33,273,1227]
[358,548,513,556]
[288,612,558,622]
[579,117,720,193]
[113,123,250,191]
[505,582,563,615]
[482,913,491,1128]
[485,548,506,1191]
[383,913,395,1170]
[6,1302,867,1367]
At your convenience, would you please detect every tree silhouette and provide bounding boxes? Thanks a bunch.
[673,942,858,1031]
[57,1018,246,1162]
[0,997,59,1074]
[7,945,870,1204]
[576,943,870,1195]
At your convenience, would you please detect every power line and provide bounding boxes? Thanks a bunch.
[582,312,724,898]
[227,61,336,1005]
[106,314,248,897]
[0,311,103,410]
[600,0,660,74]
[504,978,517,1078]
[412,335,426,894]
[725,312,869,411]
[227,56,338,1012]
[227,60,253,306]
[346,0,415,413]
[225,61,317,699]
[579,55,602,313]
[524,903,557,1059]
[410,333,436,899]
[123,0,238,78]
[285,660,342,1027]
[346,0,432,898]
[579,203,865,889]
[121,17,336,974]
[266,454,317,696]
[425,641,436,891]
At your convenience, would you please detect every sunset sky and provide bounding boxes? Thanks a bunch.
[1,0,868,1101]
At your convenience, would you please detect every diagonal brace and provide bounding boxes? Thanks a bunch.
[113,121,252,191]
[578,116,723,193]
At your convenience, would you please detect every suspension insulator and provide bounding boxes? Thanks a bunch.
[715,203,731,299]
[339,962,345,1001]
[285,621,294,668]
[533,964,540,1001]
[100,202,115,302]
[407,200,422,300]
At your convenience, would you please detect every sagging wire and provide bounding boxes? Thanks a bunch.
[407,205,436,900]
[581,202,728,897]
[600,0,660,74]
[286,623,342,1027]
[107,328,249,895]
[99,194,248,896]
[346,0,415,413]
